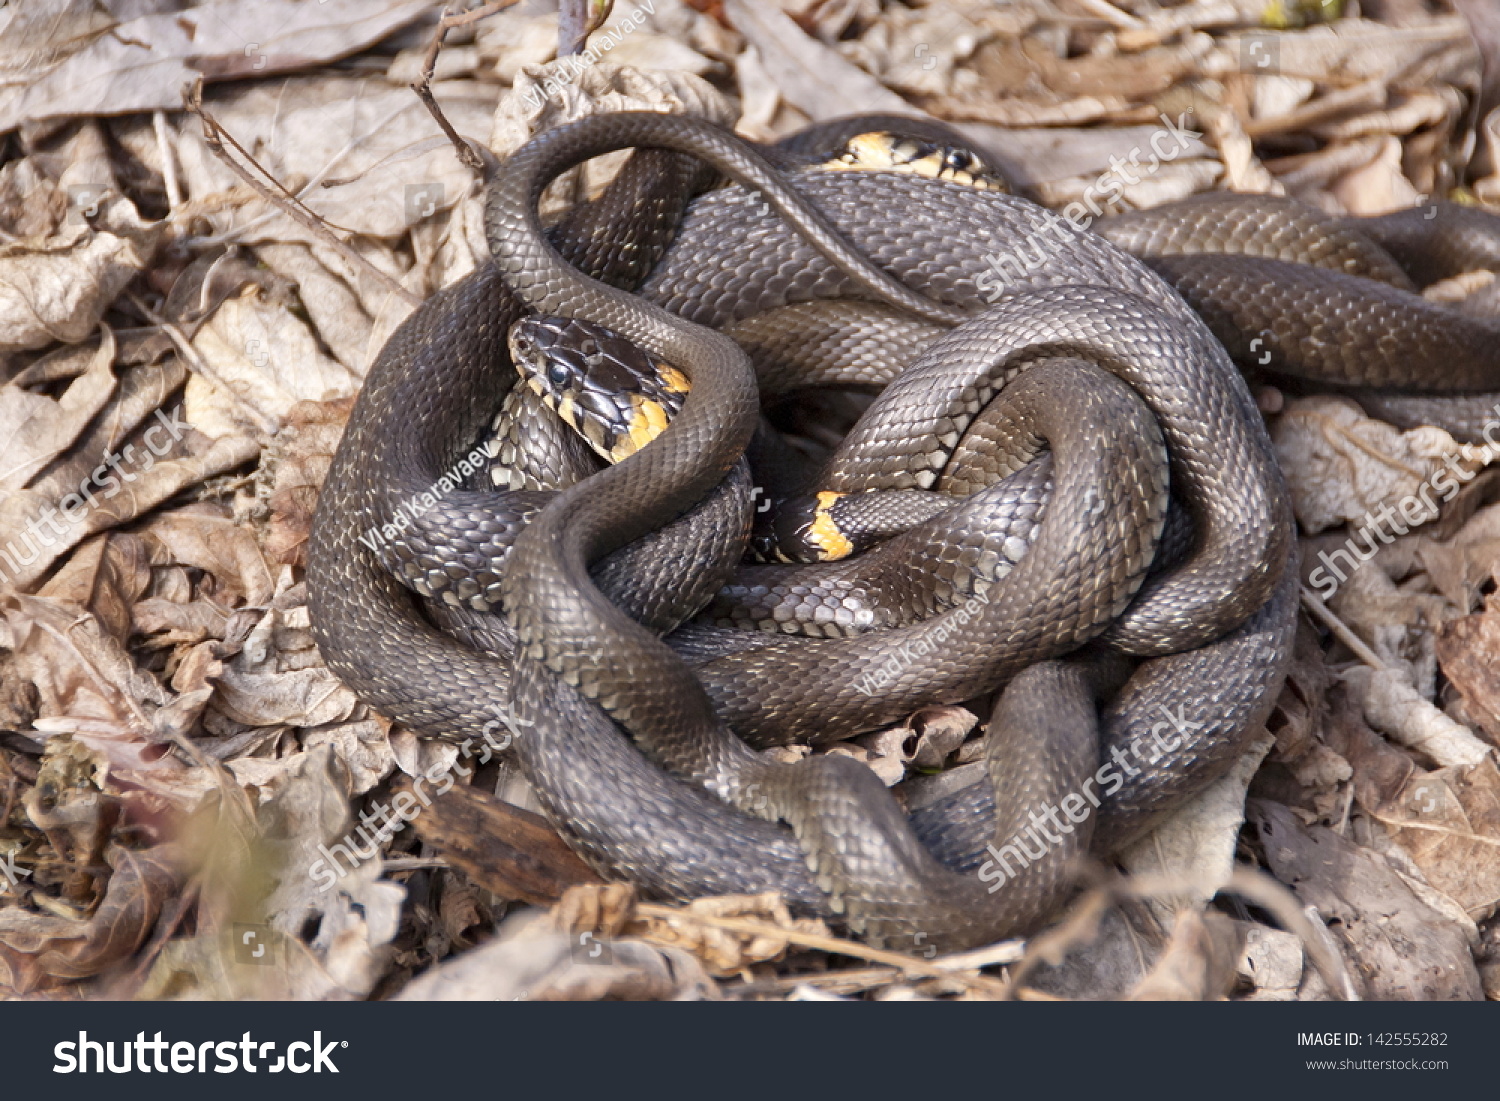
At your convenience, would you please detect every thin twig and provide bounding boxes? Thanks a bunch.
[559,0,613,57]
[1224,868,1360,1001]
[1299,586,1389,670]
[1071,0,1144,29]
[127,292,282,437]
[153,111,182,212]
[183,78,420,309]
[413,0,517,177]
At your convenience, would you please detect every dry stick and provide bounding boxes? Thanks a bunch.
[153,110,182,212]
[1299,586,1389,670]
[412,0,518,177]
[1071,0,1144,29]
[1001,884,1114,999]
[632,902,1013,997]
[559,0,613,57]
[1243,80,1388,140]
[183,79,419,309]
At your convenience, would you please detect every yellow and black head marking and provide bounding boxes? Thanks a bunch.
[819,131,1007,192]
[509,316,690,464]
[752,491,871,564]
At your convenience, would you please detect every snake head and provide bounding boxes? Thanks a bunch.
[509,315,691,464]
[819,132,1007,192]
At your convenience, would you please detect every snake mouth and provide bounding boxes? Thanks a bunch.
[509,315,692,463]
[816,131,1007,191]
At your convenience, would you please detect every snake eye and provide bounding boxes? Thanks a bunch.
[547,364,570,388]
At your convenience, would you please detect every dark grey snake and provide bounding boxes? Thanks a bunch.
[306,110,1500,950]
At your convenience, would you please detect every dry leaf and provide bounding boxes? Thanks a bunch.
[629,892,832,978]
[0,0,437,133]
[1272,395,1489,534]
[1126,910,1243,1001]
[0,333,117,489]
[1250,799,1482,999]
[0,844,182,994]
[0,200,160,353]
[395,910,720,1002]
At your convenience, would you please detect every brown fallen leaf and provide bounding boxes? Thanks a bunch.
[722,0,916,120]
[35,533,153,645]
[1371,758,1500,921]
[1250,799,1482,999]
[0,332,116,489]
[0,202,160,354]
[0,0,437,133]
[2,593,172,749]
[0,844,181,994]
[263,398,353,570]
[141,505,276,610]
[1126,910,1244,1001]
[394,909,720,1002]
[1435,599,1500,744]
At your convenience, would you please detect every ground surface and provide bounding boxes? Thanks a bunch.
[1,0,1499,1001]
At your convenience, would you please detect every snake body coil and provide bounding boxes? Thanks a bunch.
[308,110,1498,949]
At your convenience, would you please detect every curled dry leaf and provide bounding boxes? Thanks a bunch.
[1342,665,1490,768]
[0,199,161,354]
[1272,395,1489,534]
[141,507,275,608]
[628,892,832,978]
[0,844,182,994]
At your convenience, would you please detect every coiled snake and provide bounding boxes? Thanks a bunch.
[307,110,1500,950]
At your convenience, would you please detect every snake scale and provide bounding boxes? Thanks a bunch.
[307,110,1500,950]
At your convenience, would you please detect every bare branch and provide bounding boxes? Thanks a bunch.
[183,78,420,309]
